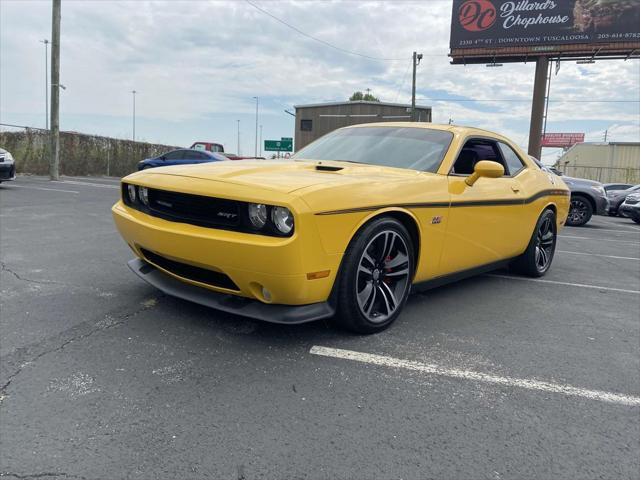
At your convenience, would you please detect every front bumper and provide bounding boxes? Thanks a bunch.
[128,258,335,323]
[112,200,341,306]
[0,163,16,181]
[594,194,609,215]
[620,203,640,219]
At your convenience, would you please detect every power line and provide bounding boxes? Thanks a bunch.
[245,0,443,61]
[394,58,413,103]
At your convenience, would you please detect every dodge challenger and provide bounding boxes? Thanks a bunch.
[112,123,570,333]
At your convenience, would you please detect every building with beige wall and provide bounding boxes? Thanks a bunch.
[555,142,640,184]
[294,101,432,151]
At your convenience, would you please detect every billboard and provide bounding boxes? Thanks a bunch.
[450,0,640,50]
[541,132,585,148]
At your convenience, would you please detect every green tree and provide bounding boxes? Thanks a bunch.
[349,90,380,102]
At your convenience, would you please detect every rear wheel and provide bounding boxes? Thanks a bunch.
[566,195,593,226]
[511,209,556,277]
[335,217,414,334]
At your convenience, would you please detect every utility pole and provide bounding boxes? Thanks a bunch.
[253,97,259,157]
[259,124,263,157]
[131,90,137,141]
[49,0,61,180]
[603,129,608,142]
[236,119,240,155]
[528,56,549,159]
[411,52,423,121]
[41,39,49,130]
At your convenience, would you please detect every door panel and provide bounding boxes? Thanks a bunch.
[440,175,528,274]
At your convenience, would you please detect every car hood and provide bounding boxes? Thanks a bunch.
[134,160,421,194]
[561,176,602,187]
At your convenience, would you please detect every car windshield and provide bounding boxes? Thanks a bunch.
[292,126,454,173]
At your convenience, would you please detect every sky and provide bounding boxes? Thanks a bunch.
[1,0,639,164]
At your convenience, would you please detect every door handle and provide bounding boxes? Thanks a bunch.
[511,185,520,193]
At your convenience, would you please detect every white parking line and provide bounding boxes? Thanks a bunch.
[310,346,640,407]
[4,184,79,194]
[487,274,640,295]
[577,228,640,235]
[55,180,119,189]
[560,235,639,245]
[558,250,640,261]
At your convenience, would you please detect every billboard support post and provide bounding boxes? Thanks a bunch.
[528,57,549,160]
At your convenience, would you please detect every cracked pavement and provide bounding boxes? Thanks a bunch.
[1,177,639,479]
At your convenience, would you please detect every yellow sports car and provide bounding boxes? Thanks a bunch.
[112,123,569,333]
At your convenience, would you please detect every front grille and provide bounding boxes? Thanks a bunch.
[150,189,241,228]
[122,184,293,237]
[140,248,239,291]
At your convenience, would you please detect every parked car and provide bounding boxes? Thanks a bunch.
[562,176,609,226]
[604,183,634,193]
[619,193,640,224]
[113,123,570,334]
[606,184,640,216]
[137,149,227,171]
[529,158,606,226]
[0,147,16,183]
[190,141,224,153]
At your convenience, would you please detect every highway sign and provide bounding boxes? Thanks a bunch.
[264,139,293,152]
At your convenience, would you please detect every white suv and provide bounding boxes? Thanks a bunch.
[0,147,16,183]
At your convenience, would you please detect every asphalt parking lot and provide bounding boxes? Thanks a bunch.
[1,176,639,480]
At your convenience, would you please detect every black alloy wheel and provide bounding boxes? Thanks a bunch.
[511,209,557,277]
[335,217,414,334]
[566,196,593,226]
[534,214,555,273]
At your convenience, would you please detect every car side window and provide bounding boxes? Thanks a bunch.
[164,151,183,160]
[451,139,505,175]
[497,142,526,176]
[184,151,205,160]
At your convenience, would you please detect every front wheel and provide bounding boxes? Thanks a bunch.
[335,217,414,334]
[566,195,593,226]
[511,209,557,277]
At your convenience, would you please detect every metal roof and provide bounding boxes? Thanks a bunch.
[293,100,431,110]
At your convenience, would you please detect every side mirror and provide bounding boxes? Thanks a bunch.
[465,160,504,186]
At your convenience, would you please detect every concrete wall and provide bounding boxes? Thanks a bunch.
[0,129,178,178]
[556,142,640,183]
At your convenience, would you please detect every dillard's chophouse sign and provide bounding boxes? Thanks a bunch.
[450,0,640,49]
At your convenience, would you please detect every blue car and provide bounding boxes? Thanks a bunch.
[137,149,227,171]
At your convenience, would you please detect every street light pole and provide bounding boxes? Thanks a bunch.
[259,124,263,157]
[131,90,137,141]
[41,39,49,130]
[253,96,259,157]
[411,51,423,122]
[49,0,61,180]
[236,119,240,155]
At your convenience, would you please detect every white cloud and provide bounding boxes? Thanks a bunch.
[1,0,638,152]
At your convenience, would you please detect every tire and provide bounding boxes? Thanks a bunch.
[632,215,640,225]
[335,217,414,334]
[566,195,593,226]
[511,209,557,277]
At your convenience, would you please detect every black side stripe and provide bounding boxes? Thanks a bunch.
[315,189,569,216]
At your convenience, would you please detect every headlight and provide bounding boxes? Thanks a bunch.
[248,203,268,229]
[127,184,137,203]
[271,206,294,235]
[139,186,149,206]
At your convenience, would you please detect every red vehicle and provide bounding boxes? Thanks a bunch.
[190,141,224,153]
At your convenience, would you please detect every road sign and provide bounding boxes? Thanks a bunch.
[541,133,585,148]
[264,139,293,152]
